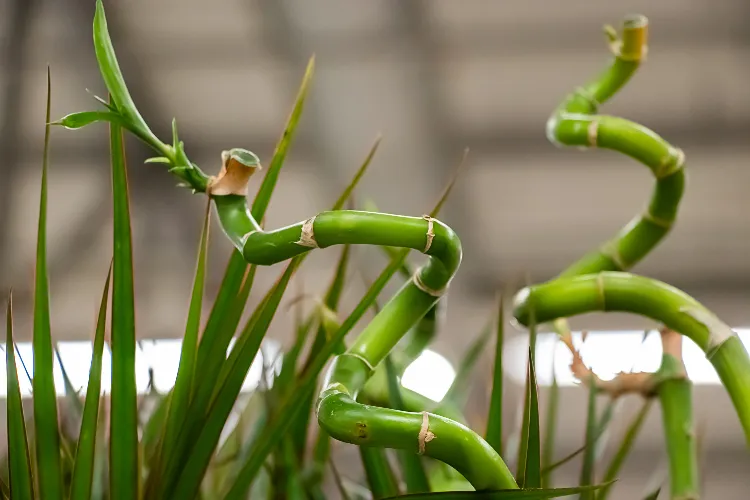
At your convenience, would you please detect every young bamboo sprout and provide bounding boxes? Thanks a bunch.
[544,15,685,340]
[512,271,750,444]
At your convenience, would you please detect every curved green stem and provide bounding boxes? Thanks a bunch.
[208,149,515,490]
[512,271,750,445]
[546,15,685,337]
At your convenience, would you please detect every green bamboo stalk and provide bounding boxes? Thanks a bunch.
[545,16,685,340]
[656,331,699,500]
[512,271,750,444]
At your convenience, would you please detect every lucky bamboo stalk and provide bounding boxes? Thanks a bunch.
[657,329,700,499]
[60,1,518,490]
[512,271,750,444]
[545,15,685,338]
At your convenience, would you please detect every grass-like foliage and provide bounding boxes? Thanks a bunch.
[1,2,748,499]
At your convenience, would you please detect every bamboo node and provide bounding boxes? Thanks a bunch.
[422,215,436,253]
[596,273,607,310]
[656,147,685,179]
[418,412,436,454]
[345,352,374,372]
[295,216,319,248]
[679,306,736,353]
[601,242,626,271]
[587,119,599,147]
[412,271,446,297]
[641,210,674,230]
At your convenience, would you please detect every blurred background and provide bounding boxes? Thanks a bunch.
[1,0,749,498]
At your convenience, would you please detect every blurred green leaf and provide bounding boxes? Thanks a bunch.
[516,311,537,487]
[445,320,492,408]
[541,367,558,488]
[597,399,652,500]
[108,109,139,499]
[642,487,661,500]
[251,56,315,221]
[522,347,541,488]
[485,294,505,454]
[32,66,63,500]
[69,265,111,500]
[385,356,431,493]
[154,202,212,494]
[5,294,34,500]
[380,481,614,499]
[169,260,300,498]
[579,379,598,500]
[360,447,400,499]
[54,347,84,421]
[330,459,352,500]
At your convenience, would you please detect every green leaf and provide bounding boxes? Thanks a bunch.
[522,347,541,488]
[251,56,315,221]
[108,110,139,499]
[329,459,352,500]
[380,483,613,499]
[445,319,492,408]
[54,347,84,421]
[168,260,300,498]
[331,135,381,211]
[642,487,661,500]
[153,201,212,494]
[92,0,161,152]
[385,356,431,493]
[52,110,129,130]
[33,66,64,500]
[69,265,112,500]
[596,399,652,500]
[5,294,35,500]
[360,446,400,499]
[516,312,538,487]
[579,378,598,500]
[189,53,316,436]
[540,370,558,488]
[485,294,505,454]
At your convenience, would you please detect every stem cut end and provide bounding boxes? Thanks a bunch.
[207,148,262,196]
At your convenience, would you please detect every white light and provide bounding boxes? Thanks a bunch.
[504,329,750,387]
[401,349,456,403]
[0,339,282,398]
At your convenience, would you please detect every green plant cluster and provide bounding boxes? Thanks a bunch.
[1,2,748,499]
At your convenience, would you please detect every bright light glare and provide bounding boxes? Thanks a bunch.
[504,329,750,387]
[401,349,456,402]
[0,338,282,398]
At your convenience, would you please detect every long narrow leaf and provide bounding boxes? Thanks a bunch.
[169,260,300,498]
[108,113,139,499]
[360,446,400,499]
[523,347,541,488]
[596,399,652,500]
[32,66,63,500]
[385,356,431,493]
[540,369,558,488]
[54,347,84,420]
[579,378,598,499]
[329,459,352,500]
[69,265,112,500]
[516,311,537,486]
[485,294,505,454]
[6,294,34,500]
[156,201,211,486]
[445,320,492,408]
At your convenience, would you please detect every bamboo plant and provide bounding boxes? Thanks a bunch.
[1,1,746,499]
